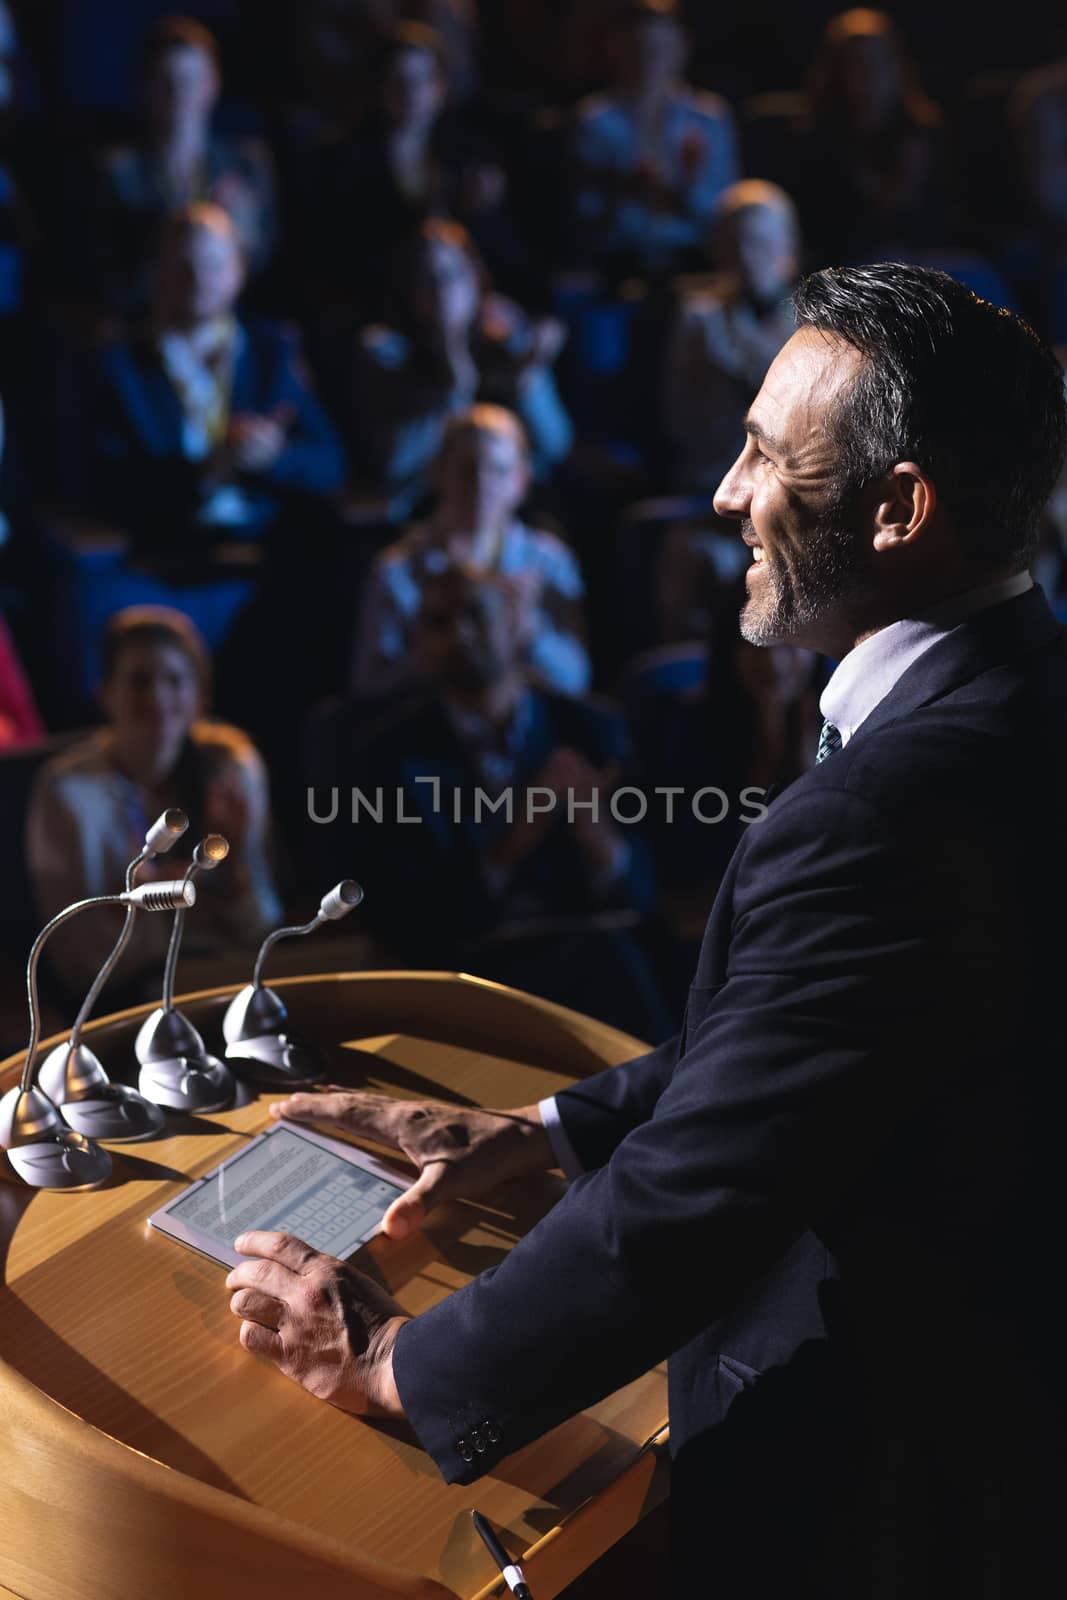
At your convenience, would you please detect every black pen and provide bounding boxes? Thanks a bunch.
[472,1510,533,1599]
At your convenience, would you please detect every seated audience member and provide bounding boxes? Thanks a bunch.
[0,395,43,748]
[782,9,946,265]
[1011,62,1067,341]
[403,0,480,104]
[0,613,43,749]
[352,220,572,514]
[353,404,588,697]
[80,202,345,550]
[82,14,277,322]
[26,606,281,1002]
[571,0,740,277]
[0,0,36,332]
[664,179,801,494]
[335,564,672,1041]
[315,22,512,315]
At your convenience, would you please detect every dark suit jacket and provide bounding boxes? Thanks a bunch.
[393,586,1067,1596]
[80,317,346,546]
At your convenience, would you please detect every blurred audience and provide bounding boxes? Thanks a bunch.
[571,0,740,277]
[338,563,672,1040]
[0,611,43,749]
[0,0,37,334]
[26,606,281,1001]
[0,389,42,748]
[353,403,588,697]
[1012,61,1067,340]
[80,14,277,323]
[313,21,511,317]
[776,9,947,264]
[630,583,821,894]
[350,218,572,515]
[76,202,345,550]
[664,179,800,495]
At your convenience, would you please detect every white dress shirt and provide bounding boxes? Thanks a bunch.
[539,570,1034,1176]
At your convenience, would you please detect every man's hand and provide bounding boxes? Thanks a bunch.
[226,1231,409,1418]
[269,1091,554,1239]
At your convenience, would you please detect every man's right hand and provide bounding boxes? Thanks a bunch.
[268,1091,555,1240]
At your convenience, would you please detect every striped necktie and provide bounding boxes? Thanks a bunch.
[816,720,842,764]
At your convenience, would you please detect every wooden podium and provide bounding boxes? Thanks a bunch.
[0,972,669,1600]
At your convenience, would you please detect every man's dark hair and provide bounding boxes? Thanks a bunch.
[139,14,220,76]
[792,262,1067,571]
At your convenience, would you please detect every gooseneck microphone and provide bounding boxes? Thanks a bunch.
[0,882,195,1189]
[38,810,190,1142]
[136,836,235,1115]
[162,834,230,1013]
[223,881,364,1085]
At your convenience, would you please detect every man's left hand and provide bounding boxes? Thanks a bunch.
[226,1232,409,1419]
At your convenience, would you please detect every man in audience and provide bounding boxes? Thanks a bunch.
[232,264,1067,1597]
[571,0,740,277]
[311,21,512,319]
[657,179,802,640]
[664,179,801,496]
[352,403,588,696]
[81,13,277,323]
[330,562,670,1040]
[78,202,345,551]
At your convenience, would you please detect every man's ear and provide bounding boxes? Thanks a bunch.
[872,462,936,552]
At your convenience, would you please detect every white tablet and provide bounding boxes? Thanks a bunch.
[148,1122,411,1270]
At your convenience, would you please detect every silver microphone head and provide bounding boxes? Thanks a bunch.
[124,880,197,911]
[318,880,364,921]
[192,834,230,870]
[144,809,189,856]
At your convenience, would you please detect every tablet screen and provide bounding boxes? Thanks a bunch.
[161,1125,406,1262]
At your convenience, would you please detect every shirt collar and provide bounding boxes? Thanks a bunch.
[819,570,1033,745]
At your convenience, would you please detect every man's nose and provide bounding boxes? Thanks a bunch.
[713,447,751,521]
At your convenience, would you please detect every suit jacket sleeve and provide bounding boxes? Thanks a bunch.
[393,773,1008,1481]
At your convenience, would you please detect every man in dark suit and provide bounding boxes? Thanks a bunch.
[226,264,1067,1595]
[76,201,345,551]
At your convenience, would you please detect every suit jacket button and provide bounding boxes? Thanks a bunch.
[472,1427,488,1453]
[487,1421,502,1443]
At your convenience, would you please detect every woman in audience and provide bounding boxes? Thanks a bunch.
[82,14,277,323]
[26,606,281,1000]
[352,403,589,697]
[788,8,946,264]
[351,217,572,515]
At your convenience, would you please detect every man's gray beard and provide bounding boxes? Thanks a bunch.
[739,514,865,646]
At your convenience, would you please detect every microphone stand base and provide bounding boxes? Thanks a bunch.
[225,1033,325,1087]
[3,1131,113,1190]
[56,1085,167,1143]
[138,1055,235,1114]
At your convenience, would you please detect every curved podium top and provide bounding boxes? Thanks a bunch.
[0,972,668,1600]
